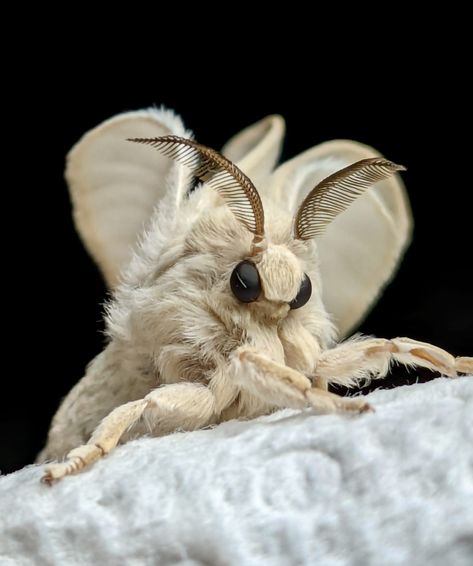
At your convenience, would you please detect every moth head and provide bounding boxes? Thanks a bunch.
[129,137,404,320]
[230,244,312,320]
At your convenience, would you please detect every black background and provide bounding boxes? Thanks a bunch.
[2,32,472,474]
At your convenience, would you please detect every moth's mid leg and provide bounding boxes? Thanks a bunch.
[315,336,473,388]
[42,383,216,484]
[233,347,371,414]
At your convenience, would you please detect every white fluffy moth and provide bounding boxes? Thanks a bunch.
[39,109,473,483]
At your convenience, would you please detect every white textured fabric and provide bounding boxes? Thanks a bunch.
[1,378,472,566]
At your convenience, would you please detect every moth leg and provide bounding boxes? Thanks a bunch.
[233,347,372,414]
[42,399,148,484]
[42,383,216,484]
[314,336,472,387]
[456,357,473,374]
[391,338,472,376]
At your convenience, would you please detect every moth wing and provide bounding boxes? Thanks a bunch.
[66,108,190,287]
[267,140,413,337]
[221,115,285,185]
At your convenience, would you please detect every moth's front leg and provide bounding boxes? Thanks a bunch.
[233,347,372,414]
[314,336,473,387]
[42,383,216,484]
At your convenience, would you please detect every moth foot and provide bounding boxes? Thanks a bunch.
[306,389,373,415]
[456,356,473,375]
[337,396,374,414]
[41,444,104,484]
[42,458,84,484]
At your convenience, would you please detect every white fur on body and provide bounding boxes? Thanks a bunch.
[38,110,472,480]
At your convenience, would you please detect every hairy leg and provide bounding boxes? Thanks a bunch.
[42,383,216,483]
[233,347,371,414]
[314,336,473,387]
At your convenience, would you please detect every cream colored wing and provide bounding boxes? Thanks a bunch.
[66,108,190,287]
[221,115,285,186]
[267,140,413,337]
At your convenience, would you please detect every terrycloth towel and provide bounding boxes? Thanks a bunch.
[1,377,472,566]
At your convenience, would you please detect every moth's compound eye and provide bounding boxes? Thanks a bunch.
[289,274,312,309]
[230,261,261,303]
